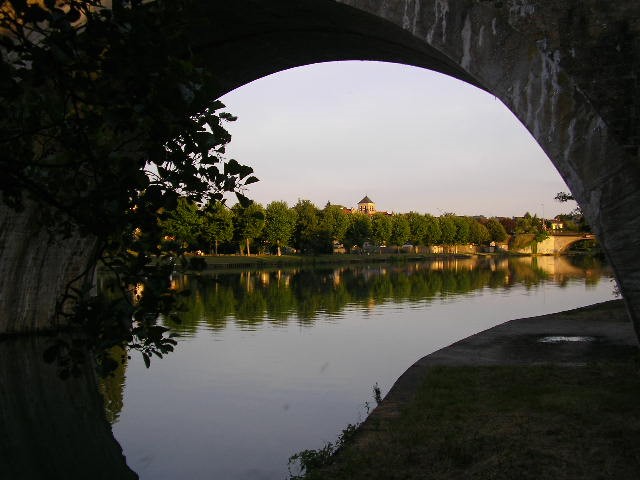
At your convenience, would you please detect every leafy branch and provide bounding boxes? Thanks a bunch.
[1,0,258,376]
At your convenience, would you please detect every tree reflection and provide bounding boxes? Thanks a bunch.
[97,346,128,424]
[158,256,609,335]
[1,337,137,479]
[97,255,609,424]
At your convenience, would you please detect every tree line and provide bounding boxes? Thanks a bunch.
[160,198,527,256]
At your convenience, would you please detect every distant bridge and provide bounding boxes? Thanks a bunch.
[512,233,597,255]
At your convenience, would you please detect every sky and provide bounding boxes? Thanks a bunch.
[219,61,573,218]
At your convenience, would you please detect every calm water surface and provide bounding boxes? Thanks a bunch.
[101,256,615,480]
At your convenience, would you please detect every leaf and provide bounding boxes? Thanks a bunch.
[236,192,253,208]
[101,356,119,374]
[244,176,259,185]
[224,159,241,175]
[66,8,82,23]
[219,112,237,121]
[209,100,225,111]
[163,191,179,210]
[43,344,59,364]
[142,352,151,368]
[237,164,254,179]
[26,5,50,23]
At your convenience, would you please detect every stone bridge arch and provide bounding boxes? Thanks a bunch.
[515,234,598,255]
[2,0,639,336]
[551,234,598,255]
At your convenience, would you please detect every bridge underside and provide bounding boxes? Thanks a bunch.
[185,0,483,98]
[1,0,639,339]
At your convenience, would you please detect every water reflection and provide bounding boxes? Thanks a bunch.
[163,256,609,336]
[0,336,137,479]
[0,256,610,480]
[103,255,612,480]
[99,346,128,424]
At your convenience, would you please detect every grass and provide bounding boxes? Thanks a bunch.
[294,360,640,479]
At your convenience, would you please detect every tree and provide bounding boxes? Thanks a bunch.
[515,212,549,250]
[406,212,428,246]
[233,203,265,256]
[555,191,588,232]
[469,219,491,245]
[319,204,351,251]
[202,201,234,254]
[485,218,508,242]
[515,212,545,235]
[292,199,320,253]
[344,213,372,251]
[390,215,411,252]
[496,217,517,235]
[423,214,442,246]
[264,201,297,256]
[371,213,392,248]
[438,215,456,246]
[161,197,202,251]
[453,216,471,244]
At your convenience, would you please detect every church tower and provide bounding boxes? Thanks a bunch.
[357,195,376,214]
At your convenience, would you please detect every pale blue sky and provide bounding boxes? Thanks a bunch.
[220,61,571,218]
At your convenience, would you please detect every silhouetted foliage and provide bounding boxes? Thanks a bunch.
[0,0,257,374]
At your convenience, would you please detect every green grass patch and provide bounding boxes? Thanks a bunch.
[295,360,640,479]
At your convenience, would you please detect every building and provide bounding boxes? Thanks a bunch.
[550,218,565,231]
[357,195,376,214]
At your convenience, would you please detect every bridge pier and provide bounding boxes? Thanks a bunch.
[0,201,97,334]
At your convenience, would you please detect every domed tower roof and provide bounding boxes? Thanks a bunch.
[358,195,374,204]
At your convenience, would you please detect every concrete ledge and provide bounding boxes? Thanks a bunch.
[368,299,637,424]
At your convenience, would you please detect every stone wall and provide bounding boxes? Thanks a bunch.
[0,201,97,333]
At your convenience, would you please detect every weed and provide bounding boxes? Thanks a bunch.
[288,383,385,479]
[372,382,382,405]
[287,423,359,479]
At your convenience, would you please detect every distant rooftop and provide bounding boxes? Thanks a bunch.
[358,195,374,204]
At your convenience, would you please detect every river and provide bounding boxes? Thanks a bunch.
[100,255,615,480]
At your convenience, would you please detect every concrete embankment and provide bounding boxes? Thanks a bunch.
[311,300,640,480]
[366,299,637,430]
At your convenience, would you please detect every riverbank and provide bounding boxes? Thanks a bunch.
[292,300,640,479]
[173,252,479,271]
[165,250,577,272]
